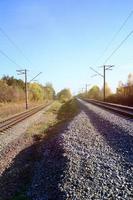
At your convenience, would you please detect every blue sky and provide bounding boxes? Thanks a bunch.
[0,0,133,94]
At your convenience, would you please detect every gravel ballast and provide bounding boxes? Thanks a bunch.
[0,104,53,200]
[28,99,133,200]
[0,104,52,154]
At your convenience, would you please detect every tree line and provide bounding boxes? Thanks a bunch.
[78,83,112,100]
[0,76,72,103]
[79,73,133,106]
[106,73,133,106]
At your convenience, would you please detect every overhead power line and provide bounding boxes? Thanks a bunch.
[0,49,22,67]
[0,27,33,65]
[95,10,133,64]
[17,70,43,110]
[104,30,133,64]
[29,72,42,83]
[90,67,103,77]
[90,65,114,101]
[103,11,133,53]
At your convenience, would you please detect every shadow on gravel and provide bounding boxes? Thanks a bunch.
[0,124,70,200]
[0,99,79,200]
[79,102,133,165]
[27,99,79,200]
[0,143,37,200]
[28,132,69,200]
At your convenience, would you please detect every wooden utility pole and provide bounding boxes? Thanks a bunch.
[103,65,106,101]
[103,65,114,101]
[24,69,28,109]
[90,65,114,101]
[17,69,28,110]
[85,84,90,94]
[86,84,88,93]
[17,70,42,110]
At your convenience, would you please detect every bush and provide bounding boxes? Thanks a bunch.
[29,83,44,101]
[57,98,79,121]
[106,94,133,106]
[57,88,72,103]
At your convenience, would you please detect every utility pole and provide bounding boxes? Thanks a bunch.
[85,84,87,93]
[103,65,106,101]
[24,69,28,109]
[102,65,114,101]
[17,70,42,110]
[17,69,28,109]
[90,65,114,101]
[85,84,91,93]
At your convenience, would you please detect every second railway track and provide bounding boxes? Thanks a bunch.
[0,103,51,133]
[81,98,133,118]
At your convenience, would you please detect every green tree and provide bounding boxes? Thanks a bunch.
[57,88,72,103]
[43,83,55,100]
[0,76,56,103]
[29,83,44,101]
[88,85,101,100]
[0,79,25,102]
[2,75,25,90]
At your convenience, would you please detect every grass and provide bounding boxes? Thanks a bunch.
[47,100,62,114]
[0,101,48,121]
[57,98,79,121]
[26,98,79,141]
[26,100,62,139]
[0,102,25,120]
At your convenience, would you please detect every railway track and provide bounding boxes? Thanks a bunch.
[81,98,133,118]
[0,103,51,132]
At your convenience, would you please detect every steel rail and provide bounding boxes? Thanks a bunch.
[0,103,51,132]
[82,98,133,118]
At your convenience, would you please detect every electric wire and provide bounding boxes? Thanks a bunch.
[104,30,133,64]
[0,27,33,65]
[95,10,133,64]
[0,49,22,67]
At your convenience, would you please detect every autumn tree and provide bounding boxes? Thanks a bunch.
[57,88,72,103]
[2,75,25,90]
[88,85,101,100]
[102,83,112,98]
[29,83,44,101]
[43,83,55,100]
[127,73,133,86]
[0,79,24,102]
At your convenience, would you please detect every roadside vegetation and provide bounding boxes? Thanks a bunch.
[0,101,43,121]
[0,76,55,119]
[78,83,112,100]
[0,76,55,103]
[56,88,72,103]
[27,97,79,141]
[78,73,133,106]
[0,76,77,119]
[105,73,133,106]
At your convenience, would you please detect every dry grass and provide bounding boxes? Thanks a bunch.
[26,101,62,139]
[26,99,79,141]
[0,101,49,121]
